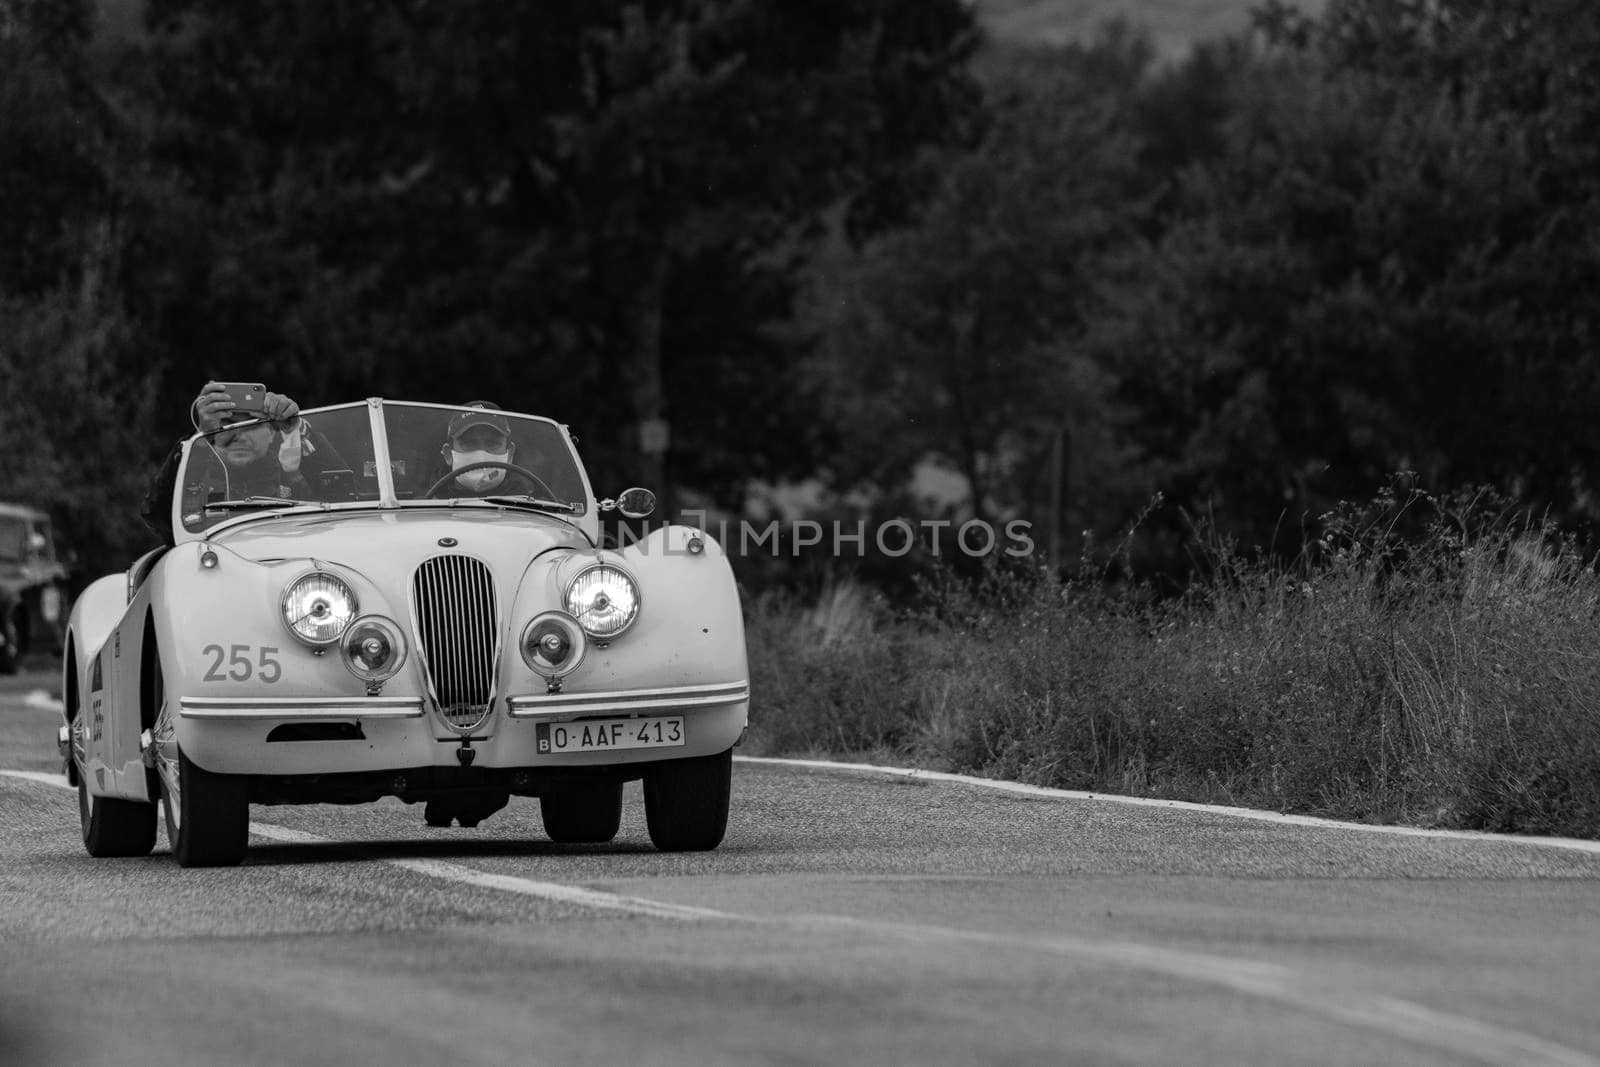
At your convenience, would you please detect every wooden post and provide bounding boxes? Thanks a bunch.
[1047,425,1064,567]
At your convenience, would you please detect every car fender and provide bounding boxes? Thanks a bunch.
[66,573,126,676]
[146,540,414,698]
[572,524,748,694]
[66,573,141,800]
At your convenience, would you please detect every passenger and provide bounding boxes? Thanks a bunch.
[191,382,316,500]
[142,381,342,542]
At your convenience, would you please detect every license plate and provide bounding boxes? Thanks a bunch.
[536,717,685,754]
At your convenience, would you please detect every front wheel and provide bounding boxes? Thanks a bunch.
[540,782,623,844]
[161,747,250,868]
[643,748,732,852]
[78,775,157,857]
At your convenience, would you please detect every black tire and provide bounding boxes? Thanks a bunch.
[78,774,157,858]
[0,608,19,675]
[540,782,624,844]
[643,748,732,852]
[163,747,250,868]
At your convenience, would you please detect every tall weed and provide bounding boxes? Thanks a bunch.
[742,486,1600,838]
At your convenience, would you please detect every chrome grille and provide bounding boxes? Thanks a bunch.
[412,554,498,731]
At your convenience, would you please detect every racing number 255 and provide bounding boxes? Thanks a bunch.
[202,644,282,684]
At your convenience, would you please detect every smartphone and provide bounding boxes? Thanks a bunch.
[218,381,268,414]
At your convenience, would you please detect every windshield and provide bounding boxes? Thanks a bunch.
[178,402,589,534]
[0,518,24,562]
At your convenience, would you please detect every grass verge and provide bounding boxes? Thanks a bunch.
[743,486,1600,839]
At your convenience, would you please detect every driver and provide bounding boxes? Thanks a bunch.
[436,401,518,496]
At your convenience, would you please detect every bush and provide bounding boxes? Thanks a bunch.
[742,486,1600,838]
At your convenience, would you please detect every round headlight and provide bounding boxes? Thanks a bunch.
[341,615,407,683]
[520,611,587,677]
[564,564,640,639]
[281,571,358,646]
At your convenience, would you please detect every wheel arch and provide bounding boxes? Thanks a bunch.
[139,609,164,802]
[63,635,80,725]
[140,609,162,732]
[63,636,80,786]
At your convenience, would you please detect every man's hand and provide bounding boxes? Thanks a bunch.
[193,381,300,431]
[193,382,234,431]
[260,391,300,427]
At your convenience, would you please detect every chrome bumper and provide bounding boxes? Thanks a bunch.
[179,696,426,721]
[506,681,749,721]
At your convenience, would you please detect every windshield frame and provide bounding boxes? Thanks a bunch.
[172,398,598,543]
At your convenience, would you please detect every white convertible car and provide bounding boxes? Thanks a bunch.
[59,399,749,866]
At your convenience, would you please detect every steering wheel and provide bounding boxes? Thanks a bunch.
[423,461,559,500]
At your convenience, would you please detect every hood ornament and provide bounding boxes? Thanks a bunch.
[438,537,458,547]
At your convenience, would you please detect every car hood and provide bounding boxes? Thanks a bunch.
[206,507,593,571]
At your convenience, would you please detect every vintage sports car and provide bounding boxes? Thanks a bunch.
[59,400,749,866]
[0,502,71,674]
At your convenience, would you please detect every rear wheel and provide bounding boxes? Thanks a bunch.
[540,782,624,844]
[0,608,19,674]
[643,748,732,852]
[161,746,249,868]
[78,775,157,857]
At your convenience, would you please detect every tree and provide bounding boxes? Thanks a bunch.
[1084,0,1600,556]
[808,26,1155,547]
[0,0,161,577]
[134,0,981,512]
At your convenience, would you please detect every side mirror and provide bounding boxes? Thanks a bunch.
[603,487,655,519]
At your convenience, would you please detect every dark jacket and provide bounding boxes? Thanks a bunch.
[141,430,347,545]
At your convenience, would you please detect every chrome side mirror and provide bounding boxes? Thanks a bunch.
[617,487,656,519]
[599,487,655,519]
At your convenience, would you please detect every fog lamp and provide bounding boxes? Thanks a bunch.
[521,611,587,677]
[341,615,407,684]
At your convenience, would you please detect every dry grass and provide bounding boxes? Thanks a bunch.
[744,488,1600,838]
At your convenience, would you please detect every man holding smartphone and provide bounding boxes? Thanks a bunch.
[141,380,339,544]
[191,381,299,433]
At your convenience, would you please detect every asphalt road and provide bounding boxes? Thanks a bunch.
[3,667,1599,1066]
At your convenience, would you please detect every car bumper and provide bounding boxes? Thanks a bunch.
[175,682,749,777]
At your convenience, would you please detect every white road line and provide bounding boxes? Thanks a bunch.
[0,771,727,922]
[11,682,1598,855]
[803,916,1599,1067]
[1,769,70,788]
[1,767,1593,1064]
[245,821,728,920]
[736,755,1600,856]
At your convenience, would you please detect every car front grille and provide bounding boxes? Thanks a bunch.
[412,554,498,732]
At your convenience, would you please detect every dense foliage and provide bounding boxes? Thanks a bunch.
[3,0,1598,583]
[817,0,1600,569]
[1,0,980,570]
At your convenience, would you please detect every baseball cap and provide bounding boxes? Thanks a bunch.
[447,401,511,441]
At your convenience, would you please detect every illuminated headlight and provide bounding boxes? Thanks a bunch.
[341,615,407,683]
[563,564,640,639]
[520,611,587,677]
[281,572,358,646]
